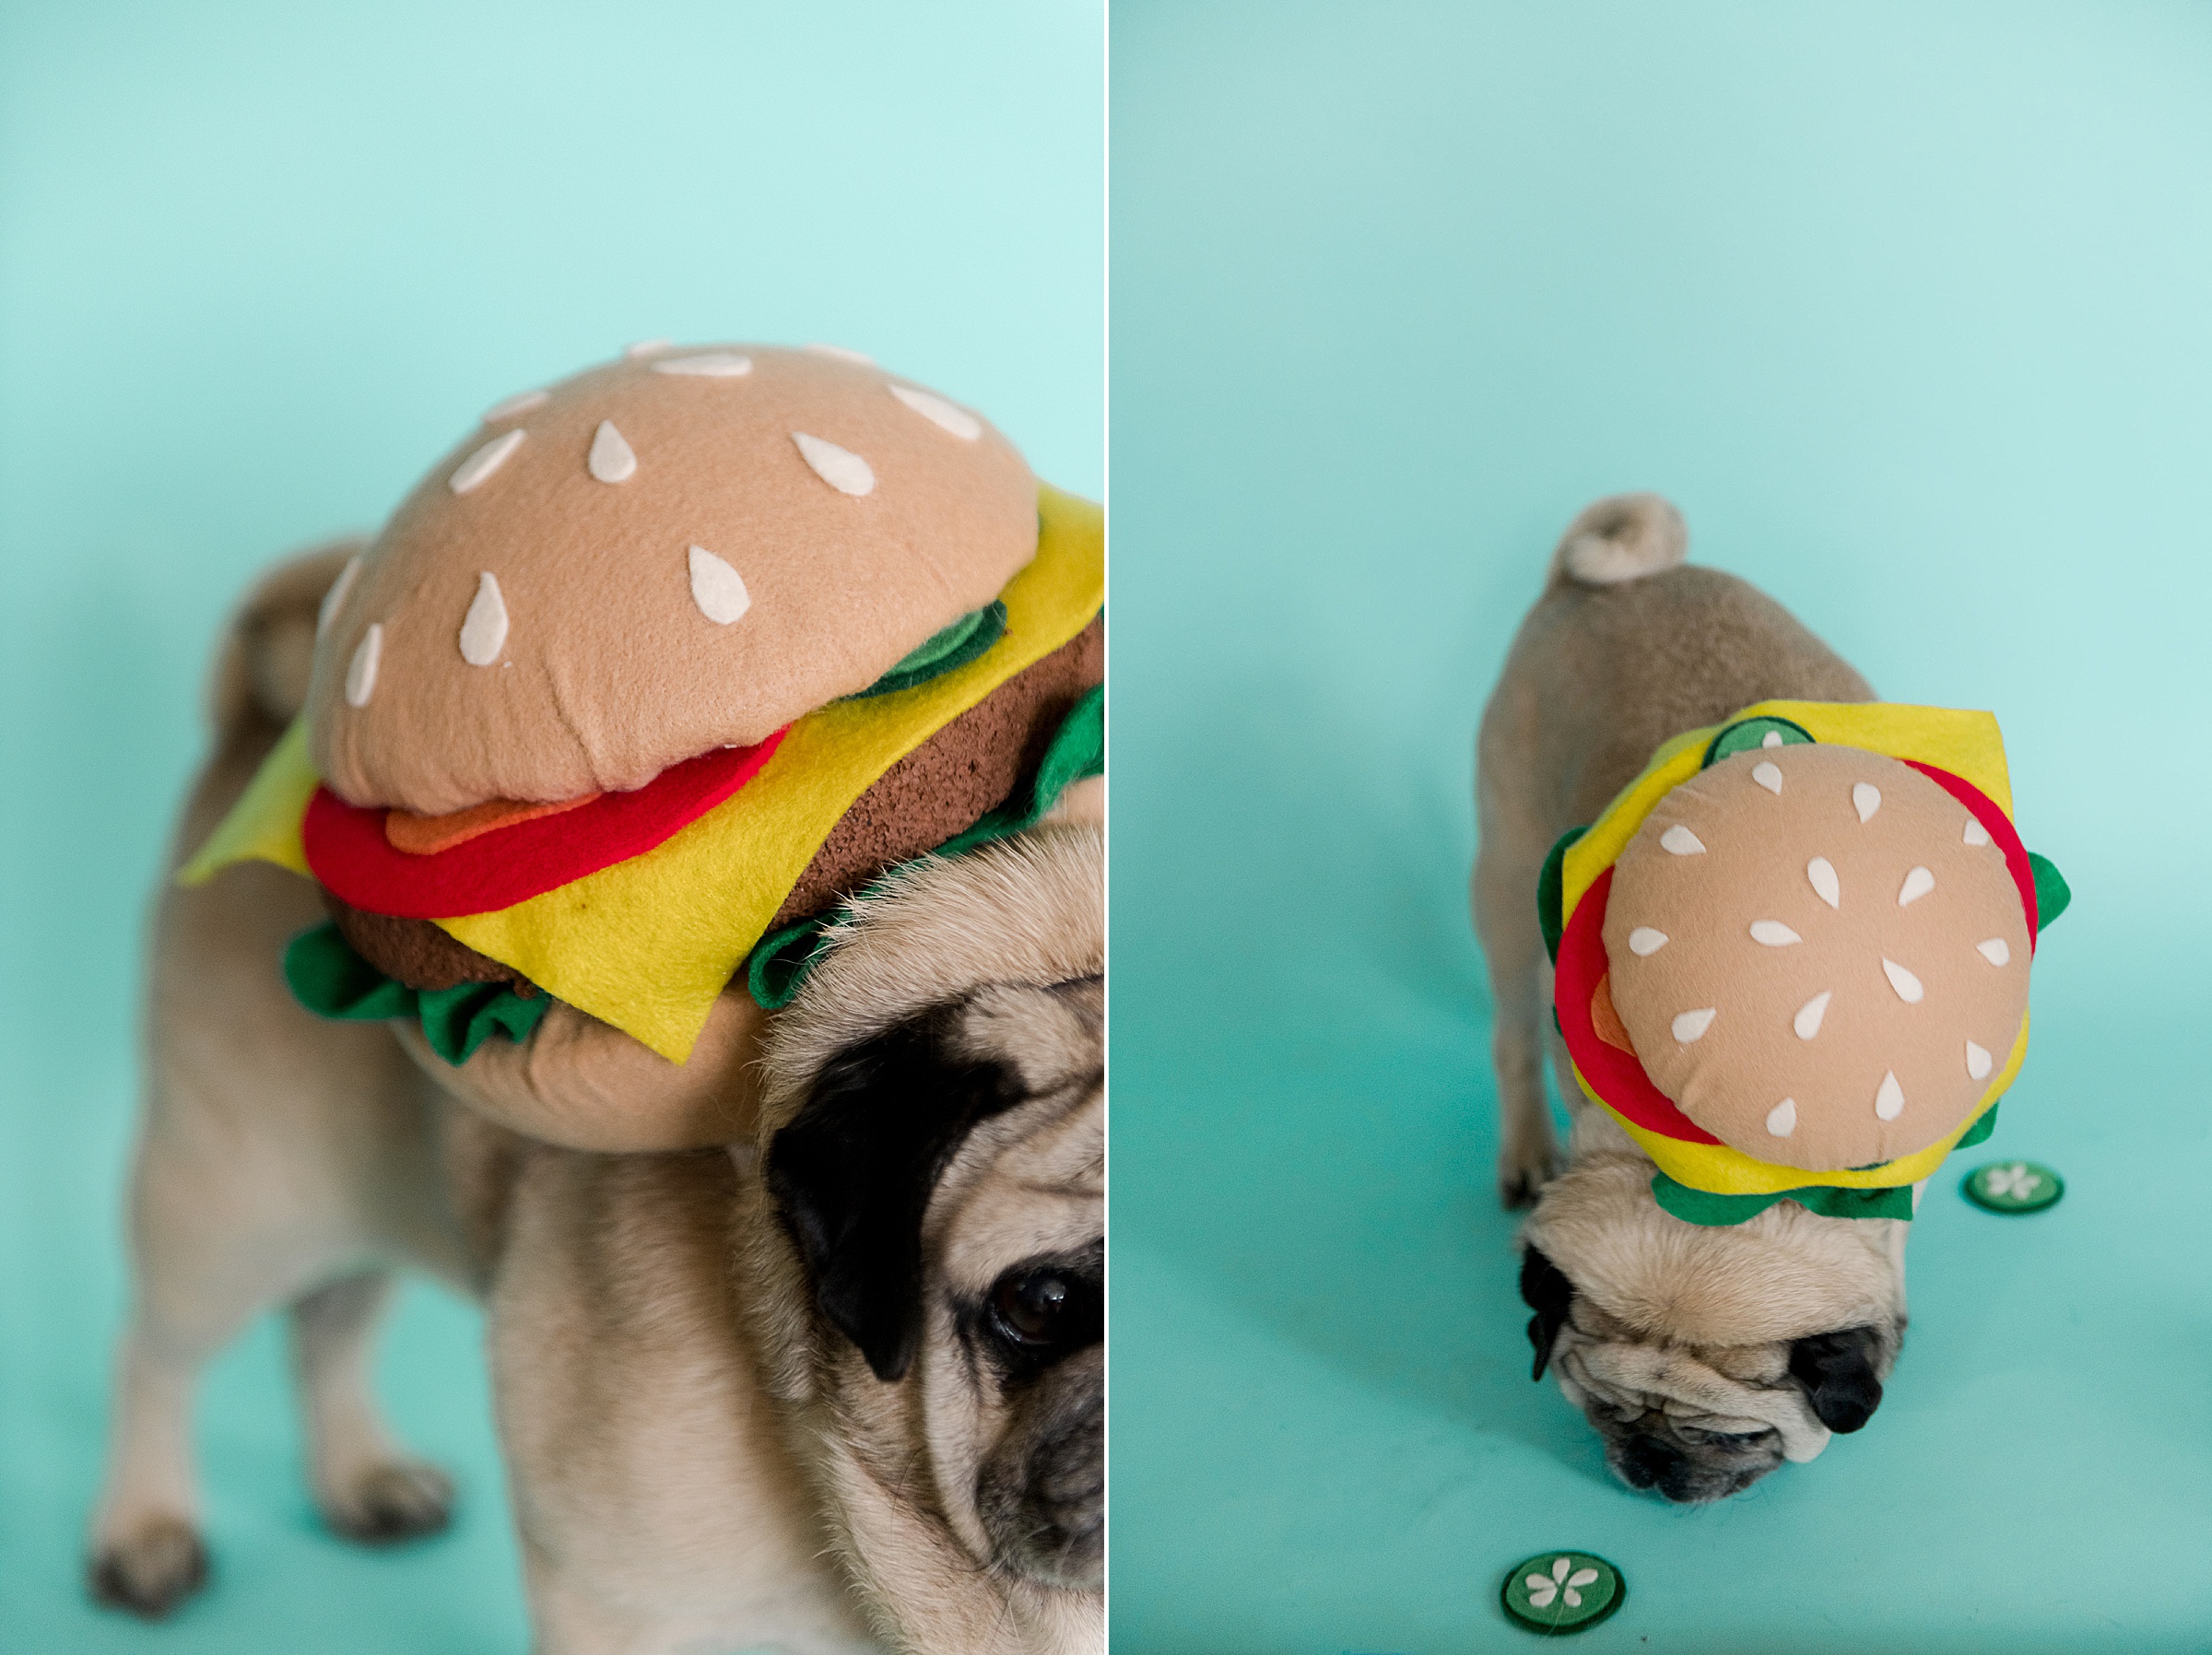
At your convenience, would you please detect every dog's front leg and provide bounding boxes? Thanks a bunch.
[1473,822,1561,1207]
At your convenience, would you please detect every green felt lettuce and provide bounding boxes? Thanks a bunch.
[283,921,549,1065]
[1650,1107,1998,1226]
[849,602,1008,699]
[747,683,1103,1010]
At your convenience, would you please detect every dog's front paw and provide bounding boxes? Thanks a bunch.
[89,1514,209,1618]
[321,1458,455,1544]
[1497,1141,1561,1210]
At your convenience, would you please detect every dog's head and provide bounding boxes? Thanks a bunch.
[1520,1148,1907,1503]
[742,824,1105,1645]
[767,978,1104,1586]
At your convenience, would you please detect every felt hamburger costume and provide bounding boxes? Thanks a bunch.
[1543,702,2067,1227]
[184,344,1101,1148]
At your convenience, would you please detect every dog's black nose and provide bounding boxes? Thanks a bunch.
[1616,1435,1679,1491]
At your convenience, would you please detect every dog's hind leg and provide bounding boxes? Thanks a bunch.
[290,1270,454,1544]
[88,1318,221,1617]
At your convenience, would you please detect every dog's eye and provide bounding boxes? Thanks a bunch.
[992,1271,1074,1344]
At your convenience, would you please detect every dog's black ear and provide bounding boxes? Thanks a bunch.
[1788,1324,1887,1433]
[1519,1247,1575,1380]
[765,1002,1027,1383]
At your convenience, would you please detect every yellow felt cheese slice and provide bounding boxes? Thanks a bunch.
[183,484,1103,1064]
[179,715,315,882]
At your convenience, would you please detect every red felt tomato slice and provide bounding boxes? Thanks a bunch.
[303,728,787,920]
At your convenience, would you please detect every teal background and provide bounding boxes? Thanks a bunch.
[1111,4,2210,1652]
[0,3,1099,1648]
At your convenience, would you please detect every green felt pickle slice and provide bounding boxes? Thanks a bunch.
[1702,715,1815,767]
[1961,1159,2064,1214]
[1500,1551,1625,1636]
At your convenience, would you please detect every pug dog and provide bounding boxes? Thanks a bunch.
[735,824,1105,1654]
[90,545,1104,1653]
[1473,493,1906,1501]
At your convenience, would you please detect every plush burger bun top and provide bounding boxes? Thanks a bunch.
[1601,744,2030,1173]
[308,345,1039,816]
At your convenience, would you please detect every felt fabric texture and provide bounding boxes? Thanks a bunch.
[282,920,547,1065]
[1560,862,2030,1195]
[389,985,767,1156]
[1550,700,2050,1199]
[436,486,1103,1061]
[1649,1172,1919,1227]
[321,628,1102,994]
[1559,702,2018,920]
[1602,745,2032,1171]
[323,890,530,993]
[747,681,1106,1009]
[383,790,600,855]
[308,345,1041,815]
[768,615,1103,928]
[176,713,316,884]
[301,726,788,918]
[850,601,1007,698]
[2030,850,2071,928]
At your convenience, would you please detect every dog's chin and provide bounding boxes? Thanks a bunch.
[1597,1419,1788,1504]
[977,1356,1104,1591]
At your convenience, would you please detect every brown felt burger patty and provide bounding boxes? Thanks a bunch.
[1600,744,2030,1172]
[324,616,1102,995]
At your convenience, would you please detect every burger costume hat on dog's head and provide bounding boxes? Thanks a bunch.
[1544,701,2068,1227]
[186,343,1102,1144]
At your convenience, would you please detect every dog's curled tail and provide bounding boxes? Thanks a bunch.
[1547,492,1688,589]
[206,538,366,742]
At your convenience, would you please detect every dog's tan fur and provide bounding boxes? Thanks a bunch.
[737,830,1106,1655]
[91,547,1104,1652]
[1474,494,1910,1499]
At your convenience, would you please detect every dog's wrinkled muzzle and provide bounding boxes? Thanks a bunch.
[1551,1331,1834,1463]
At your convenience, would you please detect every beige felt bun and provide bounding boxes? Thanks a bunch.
[1602,745,2030,1172]
[308,345,1038,813]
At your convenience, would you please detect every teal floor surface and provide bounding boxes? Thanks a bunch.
[0,3,1100,1647]
[1109,5,2212,1649]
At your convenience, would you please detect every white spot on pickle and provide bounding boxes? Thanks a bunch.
[1853,782,1882,823]
[449,428,524,494]
[459,572,508,665]
[1806,856,1841,909]
[1964,817,1993,847]
[1761,730,1784,748]
[588,420,637,483]
[1628,927,1668,957]
[688,546,751,625]
[1766,1098,1798,1137]
[888,382,982,440]
[345,623,382,707]
[792,431,875,496]
[1794,991,1832,1039]
[1899,866,1936,907]
[653,351,753,378]
[1875,1071,1905,1120]
[1672,1007,1717,1043]
[317,556,361,639]
[1752,761,1783,794]
[1660,824,1705,856]
[1966,1040,1994,1081]
[1750,920,1801,945]
[1882,957,1924,1004]
[1977,937,2011,967]
[482,388,548,423]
